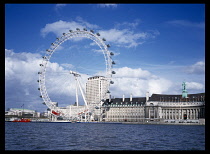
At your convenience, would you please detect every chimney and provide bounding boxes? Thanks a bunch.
[130,93,132,102]
[146,92,149,102]
[122,94,125,102]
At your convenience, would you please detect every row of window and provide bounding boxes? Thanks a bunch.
[104,104,144,107]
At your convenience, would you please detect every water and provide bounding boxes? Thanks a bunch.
[5,122,205,150]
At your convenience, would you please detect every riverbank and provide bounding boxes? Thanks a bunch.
[122,122,205,125]
[121,119,205,125]
[5,118,205,125]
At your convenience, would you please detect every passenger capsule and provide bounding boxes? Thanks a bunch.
[38,72,42,74]
[42,102,46,105]
[107,44,110,48]
[102,38,106,41]
[69,30,73,32]
[96,33,100,36]
[40,96,42,98]
[90,30,94,33]
[76,28,80,31]
[112,61,116,65]
[110,81,114,84]
[63,33,66,35]
[83,28,87,31]
[110,52,114,56]
[38,88,40,90]
[112,71,116,74]
[51,43,55,46]
[40,64,44,66]
[37,80,40,82]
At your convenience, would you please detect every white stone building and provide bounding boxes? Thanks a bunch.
[102,92,205,123]
[5,108,40,118]
[85,76,109,106]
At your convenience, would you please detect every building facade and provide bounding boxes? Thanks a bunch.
[145,93,205,122]
[5,108,40,119]
[86,76,108,106]
[102,96,146,122]
[101,92,205,123]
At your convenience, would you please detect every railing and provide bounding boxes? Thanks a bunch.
[157,101,205,107]
[102,103,144,107]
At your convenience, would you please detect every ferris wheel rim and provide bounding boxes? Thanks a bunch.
[38,28,115,111]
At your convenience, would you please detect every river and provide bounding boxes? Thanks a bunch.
[5,122,205,150]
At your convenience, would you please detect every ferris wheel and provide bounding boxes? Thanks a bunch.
[38,28,115,120]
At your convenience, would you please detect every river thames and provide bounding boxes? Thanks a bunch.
[5,122,205,150]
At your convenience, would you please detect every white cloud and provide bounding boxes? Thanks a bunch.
[41,19,159,48]
[5,49,89,111]
[55,4,67,11]
[55,4,67,8]
[5,49,43,111]
[98,4,118,8]
[186,82,204,90]
[6,49,173,111]
[184,61,205,74]
[99,28,157,48]
[40,19,99,37]
[113,67,153,79]
[61,63,74,69]
[110,67,205,98]
[110,67,173,97]
[75,16,100,29]
[148,78,172,94]
[115,19,141,29]
[166,20,205,29]
[5,49,205,111]
[5,49,42,84]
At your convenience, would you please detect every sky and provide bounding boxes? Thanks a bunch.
[5,4,205,112]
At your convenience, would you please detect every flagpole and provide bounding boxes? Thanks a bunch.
[21,104,24,118]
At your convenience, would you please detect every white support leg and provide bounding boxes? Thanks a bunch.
[77,78,88,108]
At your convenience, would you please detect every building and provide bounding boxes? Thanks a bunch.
[5,108,40,119]
[37,81,205,124]
[102,93,205,123]
[145,93,205,122]
[101,82,205,124]
[102,94,146,122]
[86,76,109,107]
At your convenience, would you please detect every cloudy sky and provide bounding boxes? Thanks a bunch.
[5,4,205,112]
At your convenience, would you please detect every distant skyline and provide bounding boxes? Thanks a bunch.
[5,4,205,112]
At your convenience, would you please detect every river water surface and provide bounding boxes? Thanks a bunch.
[5,122,205,150]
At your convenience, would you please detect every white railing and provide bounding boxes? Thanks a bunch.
[157,101,204,107]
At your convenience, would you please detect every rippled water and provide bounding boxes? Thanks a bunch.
[5,122,205,150]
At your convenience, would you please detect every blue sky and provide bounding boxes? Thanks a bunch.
[5,4,205,112]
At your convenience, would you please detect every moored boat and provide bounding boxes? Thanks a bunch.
[12,118,31,122]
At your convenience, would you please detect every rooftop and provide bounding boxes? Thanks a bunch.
[103,92,205,106]
[149,93,205,102]
[103,97,146,105]
[88,76,105,80]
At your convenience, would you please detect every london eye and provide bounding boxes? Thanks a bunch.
[38,28,115,121]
